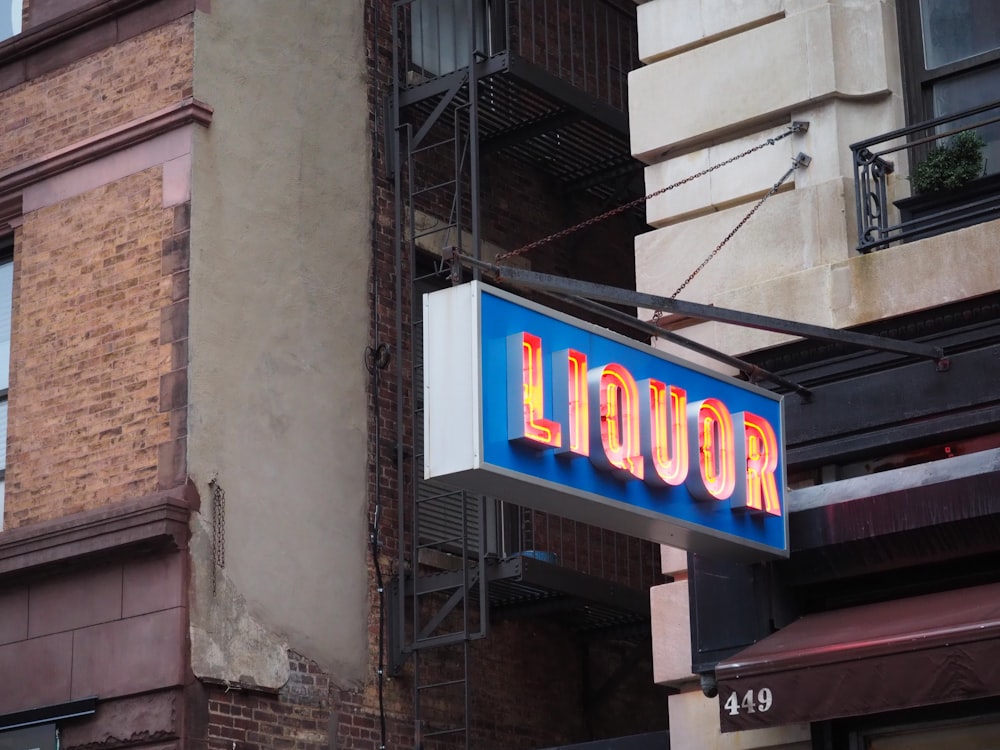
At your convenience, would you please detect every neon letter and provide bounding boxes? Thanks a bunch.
[737,412,781,516]
[552,349,589,457]
[507,332,561,449]
[686,398,738,501]
[588,363,643,480]
[640,380,689,486]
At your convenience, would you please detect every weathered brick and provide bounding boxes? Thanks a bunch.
[6,168,177,525]
[0,18,194,174]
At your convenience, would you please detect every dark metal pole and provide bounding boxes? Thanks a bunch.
[467,0,481,279]
[451,253,948,363]
[548,293,814,400]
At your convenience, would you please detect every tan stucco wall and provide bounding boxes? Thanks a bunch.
[187,0,371,687]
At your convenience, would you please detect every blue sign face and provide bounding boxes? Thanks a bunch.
[423,283,788,559]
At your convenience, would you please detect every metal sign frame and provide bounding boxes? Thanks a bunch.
[424,281,789,560]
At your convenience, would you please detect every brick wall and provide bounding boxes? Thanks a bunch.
[0,10,194,527]
[5,169,184,526]
[206,651,413,750]
[204,616,667,750]
[0,15,194,173]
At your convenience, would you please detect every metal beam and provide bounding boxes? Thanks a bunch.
[507,55,629,136]
[481,109,580,155]
[451,254,947,363]
[417,569,481,641]
[411,72,467,151]
[548,293,814,399]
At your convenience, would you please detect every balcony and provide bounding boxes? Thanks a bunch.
[391,0,639,201]
[851,99,1000,253]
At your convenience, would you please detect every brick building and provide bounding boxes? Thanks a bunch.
[0,1,671,749]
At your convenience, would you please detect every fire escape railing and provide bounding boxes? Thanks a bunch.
[507,0,636,112]
[395,0,637,113]
[851,98,1000,253]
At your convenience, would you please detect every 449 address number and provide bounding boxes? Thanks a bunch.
[723,687,773,716]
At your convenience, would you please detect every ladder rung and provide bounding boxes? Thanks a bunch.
[409,631,469,650]
[417,677,466,691]
[412,179,457,197]
[423,727,466,738]
[415,490,464,503]
[413,225,457,240]
[412,137,457,156]
[416,536,464,548]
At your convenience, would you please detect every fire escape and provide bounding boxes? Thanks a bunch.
[386,1,660,748]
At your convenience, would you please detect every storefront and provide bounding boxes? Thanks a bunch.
[687,294,1000,748]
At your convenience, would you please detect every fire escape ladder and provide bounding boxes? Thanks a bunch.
[387,2,648,746]
[390,3,490,747]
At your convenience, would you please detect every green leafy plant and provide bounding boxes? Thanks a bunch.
[910,130,986,195]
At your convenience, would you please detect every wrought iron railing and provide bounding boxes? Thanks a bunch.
[851,99,1000,253]
[394,0,638,112]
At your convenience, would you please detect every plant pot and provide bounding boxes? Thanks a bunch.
[894,172,1000,243]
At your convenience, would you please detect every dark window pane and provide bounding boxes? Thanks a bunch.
[410,0,492,77]
[0,259,11,393]
[932,64,1000,175]
[920,0,1000,69]
[0,723,57,750]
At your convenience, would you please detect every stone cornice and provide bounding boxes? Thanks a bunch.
[0,481,199,580]
[0,97,212,197]
[0,193,21,231]
[0,97,211,231]
[0,0,191,63]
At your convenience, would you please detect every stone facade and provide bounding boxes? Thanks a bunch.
[632,0,1000,746]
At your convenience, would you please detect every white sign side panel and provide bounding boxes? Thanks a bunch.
[424,283,481,479]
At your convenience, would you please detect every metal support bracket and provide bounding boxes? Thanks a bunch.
[451,254,948,366]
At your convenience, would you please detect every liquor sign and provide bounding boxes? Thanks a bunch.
[424,282,788,559]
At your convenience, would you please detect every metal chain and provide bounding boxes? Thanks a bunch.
[666,155,808,303]
[494,124,803,264]
[209,477,226,595]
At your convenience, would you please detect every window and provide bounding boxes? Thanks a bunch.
[0,238,11,529]
[898,0,1000,175]
[0,697,97,750]
[410,0,501,77]
[855,713,1000,750]
[0,724,56,750]
[0,0,21,42]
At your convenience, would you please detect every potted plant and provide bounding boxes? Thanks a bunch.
[894,129,1000,241]
[909,130,986,195]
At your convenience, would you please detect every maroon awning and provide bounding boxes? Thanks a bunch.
[715,581,1000,732]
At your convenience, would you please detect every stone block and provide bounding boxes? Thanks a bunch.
[660,545,687,578]
[650,580,694,686]
[72,607,188,700]
[637,0,783,64]
[630,4,891,162]
[636,183,851,316]
[123,551,185,617]
[0,586,28,645]
[668,688,811,750]
[0,632,73,713]
[28,562,123,638]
